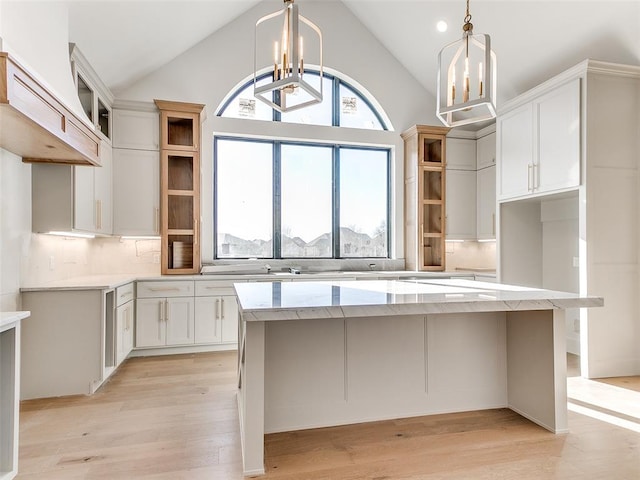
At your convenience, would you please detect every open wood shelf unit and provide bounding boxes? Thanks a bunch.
[402,125,450,271]
[154,100,205,275]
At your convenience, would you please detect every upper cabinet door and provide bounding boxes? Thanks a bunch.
[73,164,96,232]
[477,132,496,170]
[93,140,112,234]
[477,165,496,239]
[497,103,534,200]
[446,169,477,240]
[112,149,160,236]
[446,138,477,170]
[536,78,581,193]
[113,109,160,151]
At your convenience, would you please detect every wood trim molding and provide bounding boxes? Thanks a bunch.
[0,52,102,166]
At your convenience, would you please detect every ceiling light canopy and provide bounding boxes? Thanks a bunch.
[254,0,323,113]
[436,0,496,127]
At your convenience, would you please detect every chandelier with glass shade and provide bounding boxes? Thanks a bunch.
[436,0,497,127]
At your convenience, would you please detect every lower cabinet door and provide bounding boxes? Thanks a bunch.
[165,297,195,346]
[116,301,134,364]
[194,296,222,344]
[221,295,239,343]
[136,298,166,347]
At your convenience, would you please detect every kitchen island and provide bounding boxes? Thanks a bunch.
[234,279,603,476]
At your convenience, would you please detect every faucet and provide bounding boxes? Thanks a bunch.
[288,267,301,274]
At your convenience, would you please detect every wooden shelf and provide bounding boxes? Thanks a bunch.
[167,190,195,196]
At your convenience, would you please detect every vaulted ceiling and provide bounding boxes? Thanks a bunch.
[68,0,640,109]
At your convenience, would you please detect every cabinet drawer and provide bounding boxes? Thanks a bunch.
[137,281,194,298]
[116,282,134,306]
[195,280,244,297]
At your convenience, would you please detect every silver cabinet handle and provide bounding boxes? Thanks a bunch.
[221,298,225,319]
[149,287,181,292]
[165,299,170,322]
[527,164,533,192]
[154,207,160,235]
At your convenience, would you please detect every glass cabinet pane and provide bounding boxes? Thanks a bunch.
[77,75,93,122]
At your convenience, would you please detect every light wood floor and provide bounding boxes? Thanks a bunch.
[17,352,640,479]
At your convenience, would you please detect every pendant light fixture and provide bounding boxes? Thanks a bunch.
[254,0,323,113]
[436,0,496,127]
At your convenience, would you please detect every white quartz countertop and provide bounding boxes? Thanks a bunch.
[19,270,476,292]
[234,279,604,321]
[1,311,30,331]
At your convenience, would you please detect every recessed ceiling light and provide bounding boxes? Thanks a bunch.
[436,20,448,33]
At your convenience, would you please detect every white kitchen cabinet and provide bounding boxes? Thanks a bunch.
[136,281,195,348]
[136,298,166,347]
[32,139,112,235]
[194,296,238,344]
[446,169,476,240]
[21,289,116,399]
[113,109,159,150]
[497,103,533,200]
[94,139,113,234]
[446,137,477,170]
[498,78,580,200]
[498,60,640,379]
[476,132,496,169]
[446,136,477,240]
[536,79,580,193]
[70,44,113,142]
[112,103,160,237]
[135,297,195,347]
[112,149,160,236]
[115,283,134,365]
[116,301,134,364]
[194,297,222,344]
[194,281,240,344]
[477,165,496,239]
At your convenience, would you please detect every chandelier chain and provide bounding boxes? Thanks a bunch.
[463,0,473,33]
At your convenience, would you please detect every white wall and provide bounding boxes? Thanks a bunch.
[0,148,31,310]
[118,0,439,263]
[0,0,89,125]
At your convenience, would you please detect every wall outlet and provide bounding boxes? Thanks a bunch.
[572,256,579,267]
[49,255,55,270]
[153,253,160,264]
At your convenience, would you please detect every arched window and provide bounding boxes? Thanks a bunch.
[214,70,392,260]
[217,71,389,131]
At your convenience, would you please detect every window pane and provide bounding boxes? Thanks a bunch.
[219,76,273,121]
[216,139,273,258]
[339,84,384,130]
[280,74,333,126]
[281,144,333,257]
[340,149,388,257]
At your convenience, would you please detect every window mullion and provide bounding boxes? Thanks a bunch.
[273,141,281,258]
[333,146,340,258]
[333,77,340,127]
[387,149,392,259]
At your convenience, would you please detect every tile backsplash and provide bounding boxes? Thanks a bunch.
[24,234,161,285]
[445,241,496,272]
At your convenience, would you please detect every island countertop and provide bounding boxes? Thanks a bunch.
[234,279,604,321]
